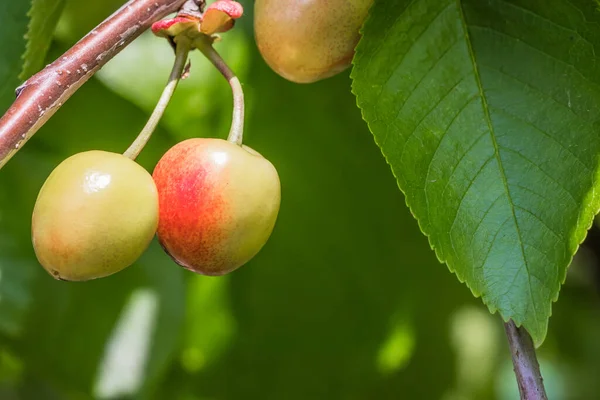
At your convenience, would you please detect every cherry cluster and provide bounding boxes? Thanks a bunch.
[31,0,372,281]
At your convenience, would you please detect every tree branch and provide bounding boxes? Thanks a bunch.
[504,320,548,400]
[0,0,188,170]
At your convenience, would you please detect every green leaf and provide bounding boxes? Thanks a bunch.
[20,0,67,80]
[351,0,600,345]
[0,1,30,113]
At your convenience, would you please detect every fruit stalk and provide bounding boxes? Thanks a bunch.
[196,37,244,146]
[0,0,188,171]
[123,38,191,160]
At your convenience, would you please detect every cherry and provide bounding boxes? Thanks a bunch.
[32,151,159,281]
[151,6,278,275]
[152,138,281,276]
[254,0,373,83]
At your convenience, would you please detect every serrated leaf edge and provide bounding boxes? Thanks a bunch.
[19,0,67,81]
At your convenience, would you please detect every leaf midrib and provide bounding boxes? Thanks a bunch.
[455,0,539,323]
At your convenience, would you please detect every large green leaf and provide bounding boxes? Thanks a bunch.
[20,0,67,80]
[0,1,30,113]
[351,0,600,345]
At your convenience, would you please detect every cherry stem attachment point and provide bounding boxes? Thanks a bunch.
[123,38,190,160]
[196,37,244,146]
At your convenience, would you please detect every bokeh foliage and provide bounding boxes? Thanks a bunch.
[0,1,599,399]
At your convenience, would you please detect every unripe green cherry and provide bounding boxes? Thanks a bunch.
[254,0,373,83]
[152,138,281,276]
[32,151,159,281]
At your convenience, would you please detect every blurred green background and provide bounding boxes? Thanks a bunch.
[0,1,600,399]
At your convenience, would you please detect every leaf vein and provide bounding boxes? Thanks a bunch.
[424,98,485,224]
[479,62,591,121]
[470,25,600,90]
[456,0,538,324]
[391,38,462,128]
[494,0,596,51]
[440,132,488,202]
[375,1,454,108]
[448,155,495,236]
[499,145,580,205]
[477,216,511,274]
[488,104,592,174]
[513,204,563,242]
[397,79,474,164]
[469,194,504,247]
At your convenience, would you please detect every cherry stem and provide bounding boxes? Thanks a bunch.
[123,38,190,160]
[196,36,244,146]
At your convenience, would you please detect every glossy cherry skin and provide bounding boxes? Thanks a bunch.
[152,138,281,276]
[32,151,159,281]
[254,0,373,83]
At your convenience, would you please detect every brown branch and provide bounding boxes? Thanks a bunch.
[0,0,188,170]
[504,320,548,400]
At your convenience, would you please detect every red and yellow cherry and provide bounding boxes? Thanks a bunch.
[32,151,159,281]
[152,138,281,276]
[254,0,374,83]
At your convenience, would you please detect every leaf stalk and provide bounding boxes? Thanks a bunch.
[504,320,548,400]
